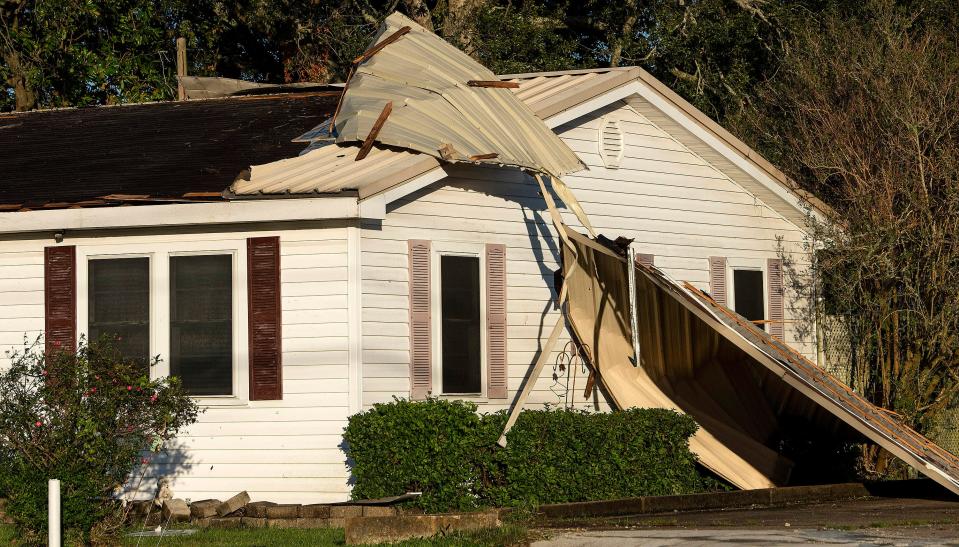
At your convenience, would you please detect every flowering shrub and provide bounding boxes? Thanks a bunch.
[0,337,199,543]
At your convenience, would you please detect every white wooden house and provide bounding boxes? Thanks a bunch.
[0,61,825,502]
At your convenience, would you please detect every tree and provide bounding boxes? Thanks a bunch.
[739,0,959,473]
[0,0,195,111]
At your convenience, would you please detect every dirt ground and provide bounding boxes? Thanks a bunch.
[534,495,959,544]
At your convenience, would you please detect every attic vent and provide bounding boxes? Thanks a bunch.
[599,116,624,169]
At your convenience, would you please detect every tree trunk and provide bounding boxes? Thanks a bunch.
[401,0,433,31]
[610,0,639,67]
[443,0,487,55]
[4,51,36,111]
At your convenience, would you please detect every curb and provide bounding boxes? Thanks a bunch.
[530,483,870,520]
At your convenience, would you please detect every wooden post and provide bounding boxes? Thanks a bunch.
[176,37,187,101]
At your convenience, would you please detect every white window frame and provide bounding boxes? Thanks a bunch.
[76,242,249,406]
[727,259,768,329]
[430,242,487,399]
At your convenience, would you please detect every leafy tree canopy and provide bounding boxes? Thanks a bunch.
[8,0,950,116]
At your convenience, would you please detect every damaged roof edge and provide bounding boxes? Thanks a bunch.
[560,228,959,495]
[0,196,360,235]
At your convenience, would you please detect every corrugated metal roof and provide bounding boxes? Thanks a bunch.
[504,67,640,121]
[231,61,828,226]
[230,68,626,197]
[230,142,439,198]
[331,12,583,177]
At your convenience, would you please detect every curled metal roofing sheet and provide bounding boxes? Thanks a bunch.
[561,228,959,494]
[230,142,439,198]
[229,68,617,197]
[332,12,584,177]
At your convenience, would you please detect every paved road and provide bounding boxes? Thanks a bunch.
[533,528,959,546]
[532,496,959,546]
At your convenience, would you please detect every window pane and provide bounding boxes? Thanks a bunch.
[170,255,233,396]
[733,269,765,330]
[88,258,150,367]
[441,255,482,394]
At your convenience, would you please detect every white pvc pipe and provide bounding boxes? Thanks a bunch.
[627,245,641,366]
[48,479,61,547]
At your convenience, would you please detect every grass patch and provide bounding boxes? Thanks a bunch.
[117,524,528,546]
[0,521,529,546]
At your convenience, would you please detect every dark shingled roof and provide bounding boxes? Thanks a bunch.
[0,92,339,211]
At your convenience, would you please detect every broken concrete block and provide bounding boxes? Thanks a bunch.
[265,504,301,519]
[300,504,331,518]
[344,512,499,545]
[161,499,191,523]
[241,517,267,528]
[210,516,243,528]
[330,505,362,519]
[362,506,396,517]
[126,500,153,518]
[294,517,331,528]
[189,499,221,520]
[216,491,250,517]
[244,501,277,518]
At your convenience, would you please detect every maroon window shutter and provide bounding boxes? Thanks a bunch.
[485,244,508,399]
[408,240,432,400]
[44,246,76,354]
[248,237,282,401]
[708,256,727,306]
[767,258,785,339]
[636,253,654,267]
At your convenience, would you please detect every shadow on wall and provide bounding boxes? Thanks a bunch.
[380,165,609,410]
[125,439,197,501]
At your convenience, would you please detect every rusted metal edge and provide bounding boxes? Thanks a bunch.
[353,26,412,65]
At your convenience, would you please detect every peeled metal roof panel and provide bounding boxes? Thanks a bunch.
[231,142,439,197]
[561,228,959,494]
[332,12,584,177]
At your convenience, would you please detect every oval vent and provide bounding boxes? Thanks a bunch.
[598,116,624,169]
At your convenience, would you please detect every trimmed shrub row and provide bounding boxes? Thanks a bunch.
[343,399,719,513]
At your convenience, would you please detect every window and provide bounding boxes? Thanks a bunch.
[88,257,150,365]
[170,255,233,396]
[440,255,482,394]
[733,269,765,330]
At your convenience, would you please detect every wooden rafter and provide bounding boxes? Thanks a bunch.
[355,101,393,161]
[467,80,520,89]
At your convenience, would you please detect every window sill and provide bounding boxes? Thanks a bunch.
[192,396,249,408]
[436,393,489,404]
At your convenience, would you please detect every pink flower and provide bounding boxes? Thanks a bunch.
[34,421,41,427]
[127,386,132,391]
[150,394,158,402]
[90,387,96,393]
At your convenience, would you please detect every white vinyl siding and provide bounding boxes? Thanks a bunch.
[360,99,813,411]
[0,223,352,504]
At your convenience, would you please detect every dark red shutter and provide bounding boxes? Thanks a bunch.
[248,237,282,400]
[408,240,432,400]
[767,258,785,340]
[485,244,508,399]
[44,246,76,355]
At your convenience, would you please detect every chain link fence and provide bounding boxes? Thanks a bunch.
[815,314,959,456]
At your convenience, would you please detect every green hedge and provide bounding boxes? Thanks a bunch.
[343,399,717,512]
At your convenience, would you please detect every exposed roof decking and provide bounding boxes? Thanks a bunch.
[0,92,339,211]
